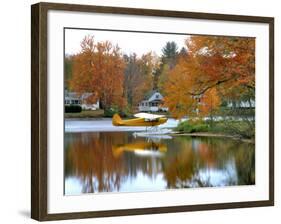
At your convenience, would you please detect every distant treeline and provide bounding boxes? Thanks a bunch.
[64,35,255,120]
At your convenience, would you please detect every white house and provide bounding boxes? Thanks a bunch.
[138,91,168,112]
[226,99,255,109]
[65,91,100,110]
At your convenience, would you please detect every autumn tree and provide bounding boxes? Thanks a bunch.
[163,35,255,119]
[123,52,156,109]
[198,88,221,125]
[69,35,126,109]
[64,55,74,90]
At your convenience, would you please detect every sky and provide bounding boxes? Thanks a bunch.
[65,28,189,57]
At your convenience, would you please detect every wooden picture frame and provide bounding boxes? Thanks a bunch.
[31,2,274,221]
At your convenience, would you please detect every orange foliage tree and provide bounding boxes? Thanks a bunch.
[163,35,255,119]
[69,36,126,109]
[199,88,221,119]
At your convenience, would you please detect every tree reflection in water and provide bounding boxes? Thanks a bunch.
[65,132,128,193]
[64,132,255,194]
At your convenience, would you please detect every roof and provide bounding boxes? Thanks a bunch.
[65,91,94,100]
[143,90,157,100]
[142,90,164,102]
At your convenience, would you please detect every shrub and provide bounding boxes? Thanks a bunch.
[104,105,132,118]
[206,120,255,139]
[175,120,209,133]
[217,120,255,139]
[65,105,82,113]
[175,118,255,139]
[104,107,119,117]
[193,123,209,132]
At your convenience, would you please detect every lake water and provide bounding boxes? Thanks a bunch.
[64,119,255,195]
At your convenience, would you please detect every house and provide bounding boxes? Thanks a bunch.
[226,99,255,109]
[65,91,100,110]
[138,91,168,112]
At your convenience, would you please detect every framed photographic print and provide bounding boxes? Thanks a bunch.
[31,2,274,221]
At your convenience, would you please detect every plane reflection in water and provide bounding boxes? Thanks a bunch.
[112,141,167,158]
[64,131,255,195]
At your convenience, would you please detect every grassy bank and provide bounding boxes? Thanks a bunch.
[65,109,104,118]
[174,119,255,140]
[65,110,172,119]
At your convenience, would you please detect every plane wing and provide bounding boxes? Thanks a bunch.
[134,113,166,120]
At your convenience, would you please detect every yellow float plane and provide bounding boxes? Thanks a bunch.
[112,113,168,127]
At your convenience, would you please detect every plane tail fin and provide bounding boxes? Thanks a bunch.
[112,114,123,126]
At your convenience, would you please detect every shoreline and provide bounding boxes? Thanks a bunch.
[65,119,254,143]
[170,132,255,143]
[65,117,111,121]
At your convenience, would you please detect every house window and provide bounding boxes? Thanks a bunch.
[72,100,80,104]
[155,94,159,99]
